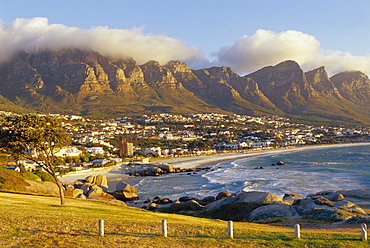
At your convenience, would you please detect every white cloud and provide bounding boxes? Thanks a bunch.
[2,19,370,76]
[0,17,203,65]
[215,29,370,76]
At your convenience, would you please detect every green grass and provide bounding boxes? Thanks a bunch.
[0,192,369,247]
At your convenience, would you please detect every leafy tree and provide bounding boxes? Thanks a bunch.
[0,114,72,205]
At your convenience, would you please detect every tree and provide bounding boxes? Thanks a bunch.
[0,114,72,205]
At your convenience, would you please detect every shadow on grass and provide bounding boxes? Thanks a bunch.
[19,228,364,243]
[301,236,362,242]
[20,228,95,236]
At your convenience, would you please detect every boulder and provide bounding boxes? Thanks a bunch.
[76,193,86,199]
[249,204,300,221]
[167,200,205,212]
[95,175,109,191]
[87,185,104,198]
[149,202,157,210]
[343,189,370,198]
[199,196,215,205]
[73,180,84,188]
[157,163,175,173]
[112,181,139,201]
[43,181,61,195]
[294,197,366,216]
[158,198,173,205]
[24,180,49,194]
[72,188,84,198]
[207,191,282,210]
[276,161,285,165]
[310,189,370,199]
[65,184,74,191]
[326,193,344,202]
[179,196,199,202]
[216,191,232,200]
[100,192,116,200]
[64,184,75,197]
[85,175,96,184]
[80,183,92,195]
[302,208,354,221]
[346,216,370,224]
[283,193,304,201]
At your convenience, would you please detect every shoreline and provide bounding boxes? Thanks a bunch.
[59,142,370,187]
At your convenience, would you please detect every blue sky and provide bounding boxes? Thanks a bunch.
[1,0,370,75]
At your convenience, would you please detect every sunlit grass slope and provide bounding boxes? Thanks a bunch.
[0,192,368,248]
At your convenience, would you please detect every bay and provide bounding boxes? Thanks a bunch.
[133,144,370,200]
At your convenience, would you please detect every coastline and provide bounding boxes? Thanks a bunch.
[59,142,370,187]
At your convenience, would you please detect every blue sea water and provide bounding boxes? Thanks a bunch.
[132,144,370,200]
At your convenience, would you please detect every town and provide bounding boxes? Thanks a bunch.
[1,111,369,175]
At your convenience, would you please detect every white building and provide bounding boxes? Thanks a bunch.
[85,147,105,155]
[54,146,82,157]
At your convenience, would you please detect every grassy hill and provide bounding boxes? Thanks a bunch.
[0,192,369,247]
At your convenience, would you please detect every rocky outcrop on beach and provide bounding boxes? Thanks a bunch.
[63,175,137,203]
[111,181,139,201]
[125,163,212,177]
[310,189,370,199]
[206,191,282,210]
[151,189,370,223]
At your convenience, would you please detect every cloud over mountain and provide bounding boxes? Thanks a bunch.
[215,29,370,76]
[1,18,370,76]
[0,17,203,65]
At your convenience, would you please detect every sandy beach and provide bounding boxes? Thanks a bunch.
[59,143,370,188]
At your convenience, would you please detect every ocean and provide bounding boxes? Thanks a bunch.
[131,144,370,201]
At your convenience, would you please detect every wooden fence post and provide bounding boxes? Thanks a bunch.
[98,219,104,236]
[294,224,300,239]
[162,219,168,237]
[228,220,234,239]
[361,223,367,241]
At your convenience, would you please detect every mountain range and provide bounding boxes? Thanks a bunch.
[0,49,369,125]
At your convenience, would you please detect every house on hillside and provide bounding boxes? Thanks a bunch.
[54,146,82,157]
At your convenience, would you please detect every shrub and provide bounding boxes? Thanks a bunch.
[20,172,41,182]
[0,169,30,192]
[35,171,56,182]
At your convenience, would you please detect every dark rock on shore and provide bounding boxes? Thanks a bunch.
[155,188,370,223]
[207,191,282,210]
[111,181,139,201]
[216,192,232,200]
[179,196,199,203]
[165,200,205,213]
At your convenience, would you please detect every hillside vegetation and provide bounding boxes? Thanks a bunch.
[0,192,369,248]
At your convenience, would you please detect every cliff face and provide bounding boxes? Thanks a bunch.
[330,71,370,105]
[246,60,314,112]
[0,49,369,124]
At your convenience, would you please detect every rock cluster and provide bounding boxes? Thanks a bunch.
[151,190,370,223]
[127,164,213,177]
[127,163,177,177]
[63,175,138,204]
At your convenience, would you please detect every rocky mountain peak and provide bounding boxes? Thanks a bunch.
[247,60,305,87]
[330,71,370,104]
[165,61,192,74]
[304,66,339,96]
[0,49,369,124]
